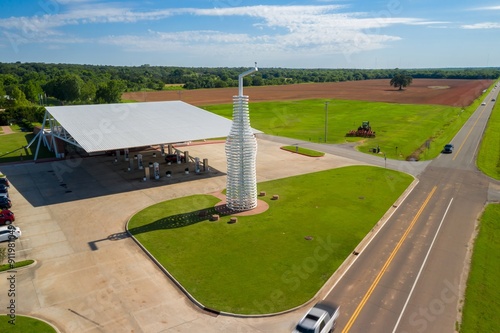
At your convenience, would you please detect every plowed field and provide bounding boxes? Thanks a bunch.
[123,79,492,107]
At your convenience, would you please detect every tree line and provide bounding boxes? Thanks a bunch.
[1,62,499,109]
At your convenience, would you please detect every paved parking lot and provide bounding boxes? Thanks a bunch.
[0,137,365,332]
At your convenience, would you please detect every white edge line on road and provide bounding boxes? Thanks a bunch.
[322,180,419,299]
[391,197,454,333]
[470,133,483,166]
[469,110,490,165]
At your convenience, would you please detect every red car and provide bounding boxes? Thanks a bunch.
[0,209,15,225]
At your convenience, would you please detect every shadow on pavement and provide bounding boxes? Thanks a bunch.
[0,150,225,207]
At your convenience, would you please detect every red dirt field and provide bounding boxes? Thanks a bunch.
[123,79,492,107]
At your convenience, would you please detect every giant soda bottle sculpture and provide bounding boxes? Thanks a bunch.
[225,64,258,211]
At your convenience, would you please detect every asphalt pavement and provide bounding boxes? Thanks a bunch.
[0,87,498,332]
[0,138,369,333]
[326,87,500,333]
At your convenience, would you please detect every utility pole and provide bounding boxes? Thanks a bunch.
[324,101,329,143]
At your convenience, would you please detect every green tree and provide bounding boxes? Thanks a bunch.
[5,86,29,106]
[95,80,126,103]
[44,74,83,103]
[22,80,41,103]
[252,75,263,86]
[0,80,5,102]
[7,105,44,123]
[390,73,413,90]
[80,80,97,102]
[0,74,19,87]
[243,76,252,87]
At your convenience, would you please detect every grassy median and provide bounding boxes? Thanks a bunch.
[128,166,413,314]
[0,260,34,272]
[460,204,500,333]
[280,145,325,157]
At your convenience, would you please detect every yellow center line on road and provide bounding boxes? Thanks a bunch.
[452,104,488,161]
[341,186,438,333]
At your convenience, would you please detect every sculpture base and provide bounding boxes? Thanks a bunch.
[211,192,269,216]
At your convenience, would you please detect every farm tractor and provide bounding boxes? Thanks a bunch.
[346,121,376,138]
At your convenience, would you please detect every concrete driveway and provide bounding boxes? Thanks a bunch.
[0,138,366,332]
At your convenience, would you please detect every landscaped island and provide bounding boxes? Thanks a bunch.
[128,166,413,314]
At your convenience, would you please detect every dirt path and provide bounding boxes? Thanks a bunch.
[0,126,14,135]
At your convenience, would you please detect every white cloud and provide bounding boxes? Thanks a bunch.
[152,5,426,55]
[406,21,450,26]
[0,3,437,59]
[462,22,500,29]
[0,4,424,34]
[468,5,500,11]
[0,2,175,32]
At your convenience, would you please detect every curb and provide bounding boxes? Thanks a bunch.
[125,177,420,318]
[125,211,307,318]
[125,216,219,315]
[0,313,62,333]
[0,260,37,274]
[314,178,420,301]
[354,178,420,254]
[279,146,325,158]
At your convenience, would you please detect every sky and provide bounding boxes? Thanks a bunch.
[0,0,499,69]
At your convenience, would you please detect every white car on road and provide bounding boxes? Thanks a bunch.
[293,302,340,333]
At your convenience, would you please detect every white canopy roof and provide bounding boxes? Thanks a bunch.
[45,101,244,153]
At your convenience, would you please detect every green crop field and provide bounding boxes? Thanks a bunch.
[205,99,475,161]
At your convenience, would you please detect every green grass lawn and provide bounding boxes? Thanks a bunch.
[0,130,54,163]
[0,315,56,332]
[460,204,500,333]
[281,145,325,157]
[128,166,413,314]
[477,102,500,180]
[205,99,479,161]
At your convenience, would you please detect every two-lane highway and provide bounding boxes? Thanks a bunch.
[320,87,499,333]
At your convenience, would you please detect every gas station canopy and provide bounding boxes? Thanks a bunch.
[42,101,238,154]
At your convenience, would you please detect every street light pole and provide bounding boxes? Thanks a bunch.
[324,101,329,143]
